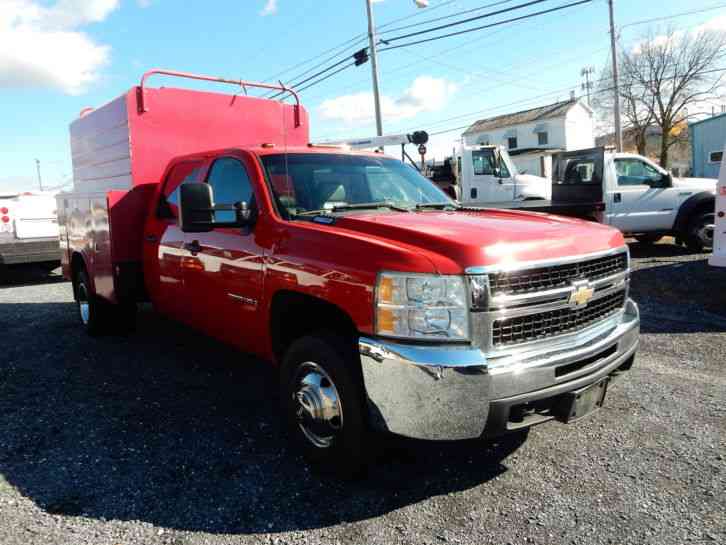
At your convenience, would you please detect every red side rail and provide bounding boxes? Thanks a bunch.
[136,68,301,126]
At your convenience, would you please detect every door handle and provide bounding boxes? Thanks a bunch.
[184,240,201,255]
[497,178,504,184]
[613,193,622,203]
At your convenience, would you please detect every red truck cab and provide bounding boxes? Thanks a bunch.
[58,71,640,476]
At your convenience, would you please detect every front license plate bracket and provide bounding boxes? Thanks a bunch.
[554,377,609,423]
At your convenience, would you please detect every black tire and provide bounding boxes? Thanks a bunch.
[75,269,136,336]
[280,332,369,478]
[634,234,663,245]
[685,211,715,252]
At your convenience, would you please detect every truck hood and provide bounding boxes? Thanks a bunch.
[331,209,623,274]
[673,177,717,192]
[513,173,551,199]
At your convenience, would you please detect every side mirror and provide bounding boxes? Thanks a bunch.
[179,183,214,233]
[651,173,672,188]
[178,183,255,233]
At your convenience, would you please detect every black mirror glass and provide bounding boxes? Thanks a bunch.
[179,183,214,233]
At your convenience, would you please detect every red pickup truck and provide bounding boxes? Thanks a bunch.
[57,70,640,476]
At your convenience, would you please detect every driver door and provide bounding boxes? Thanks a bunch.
[182,154,267,353]
[607,157,677,233]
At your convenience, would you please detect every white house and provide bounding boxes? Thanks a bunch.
[462,98,595,178]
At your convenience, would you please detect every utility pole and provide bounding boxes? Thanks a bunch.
[581,66,595,106]
[35,159,43,191]
[365,0,384,137]
[608,0,623,152]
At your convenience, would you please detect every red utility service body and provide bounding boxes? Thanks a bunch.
[58,71,640,450]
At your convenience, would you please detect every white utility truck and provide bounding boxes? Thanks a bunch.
[0,191,60,271]
[546,148,717,251]
[709,147,726,267]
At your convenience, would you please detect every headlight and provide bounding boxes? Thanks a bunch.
[375,272,469,341]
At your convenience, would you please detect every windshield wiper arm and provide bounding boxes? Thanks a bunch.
[330,201,412,213]
[415,202,461,211]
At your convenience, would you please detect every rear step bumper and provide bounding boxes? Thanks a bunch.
[359,299,639,441]
[0,239,61,265]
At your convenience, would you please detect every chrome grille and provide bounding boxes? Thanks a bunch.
[488,252,628,297]
[492,291,626,347]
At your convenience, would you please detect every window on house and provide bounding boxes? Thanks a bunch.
[507,137,518,149]
[538,132,549,146]
[709,151,723,163]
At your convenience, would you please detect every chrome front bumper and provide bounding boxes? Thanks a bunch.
[359,298,640,441]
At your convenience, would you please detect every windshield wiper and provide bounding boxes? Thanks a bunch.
[332,201,412,213]
[415,202,461,211]
[295,201,413,217]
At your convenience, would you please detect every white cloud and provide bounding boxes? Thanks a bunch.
[0,0,118,95]
[260,0,277,16]
[319,76,458,124]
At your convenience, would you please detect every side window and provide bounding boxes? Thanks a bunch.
[163,161,203,218]
[507,137,518,150]
[206,157,254,222]
[472,150,496,176]
[615,159,662,186]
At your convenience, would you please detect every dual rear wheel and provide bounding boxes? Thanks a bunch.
[74,268,136,336]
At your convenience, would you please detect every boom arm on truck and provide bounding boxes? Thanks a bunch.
[316,131,429,169]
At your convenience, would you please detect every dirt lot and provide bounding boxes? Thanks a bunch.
[0,241,724,545]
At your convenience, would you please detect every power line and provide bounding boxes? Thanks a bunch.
[620,3,726,30]
[379,0,592,51]
[378,0,521,35]
[296,63,357,94]
[259,0,463,89]
[381,0,551,43]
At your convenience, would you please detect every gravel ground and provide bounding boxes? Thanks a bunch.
[0,242,724,545]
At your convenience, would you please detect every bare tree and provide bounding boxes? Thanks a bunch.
[595,26,726,167]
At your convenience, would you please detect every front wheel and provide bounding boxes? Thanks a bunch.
[685,212,715,252]
[280,333,369,478]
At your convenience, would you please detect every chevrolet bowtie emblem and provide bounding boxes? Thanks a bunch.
[569,281,594,307]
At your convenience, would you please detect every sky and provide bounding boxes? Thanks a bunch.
[2,0,726,192]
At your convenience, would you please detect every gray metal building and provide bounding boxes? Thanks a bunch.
[690,113,726,178]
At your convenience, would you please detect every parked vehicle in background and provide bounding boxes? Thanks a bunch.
[550,148,717,251]
[445,145,552,203]
[57,69,640,477]
[709,147,726,267]
[0,191,60,274]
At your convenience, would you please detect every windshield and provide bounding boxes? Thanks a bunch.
[261,153,454,218]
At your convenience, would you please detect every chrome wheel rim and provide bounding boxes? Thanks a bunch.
[292,362,343,449]
[78,283,90,325]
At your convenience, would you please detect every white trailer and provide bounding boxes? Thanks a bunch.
[0,191,60,269]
